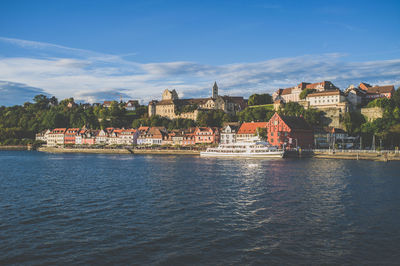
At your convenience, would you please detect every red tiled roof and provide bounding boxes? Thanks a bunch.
[138,126,149,131]
[278,114,312,131]
[366,85,394,94]
[306,90,341,98]
[237,122,267,134]
[359,82,372,91]
[51,128,67,134]
[281,87,292,95]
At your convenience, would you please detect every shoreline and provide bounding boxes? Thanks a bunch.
[35,147,400,161]
[37,147,201,155]
[0,145,28,150]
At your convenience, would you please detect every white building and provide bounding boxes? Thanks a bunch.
[47,128,66,146]
[306,90,347,108]
[220,125,239,144]
[345,85,365,107]
[118,129,139,145]
[96,129,109,144]
[35,129,50,142]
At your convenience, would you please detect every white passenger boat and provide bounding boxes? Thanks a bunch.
[200,138,285,158]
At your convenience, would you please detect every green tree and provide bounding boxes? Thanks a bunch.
[299,88,316,100]
[248,93,272,106]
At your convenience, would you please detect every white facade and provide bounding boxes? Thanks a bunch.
[47,129,66,146]
[75,135,82,145]
[281,87,302,103]
[137,137,162,145]
[307,92,346,107]
[118,130,139,145]
[346,88,364,106]
[220,125,237,144]
[96,130,108,144]
[35,129,50,142]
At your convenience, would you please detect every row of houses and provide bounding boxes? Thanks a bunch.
[36,126,222,147]
[39,113,342,149]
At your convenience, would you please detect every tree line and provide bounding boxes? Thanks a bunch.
[1,89,400,148]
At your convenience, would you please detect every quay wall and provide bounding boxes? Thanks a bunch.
[33,147,400,161]
[38,147,200,155]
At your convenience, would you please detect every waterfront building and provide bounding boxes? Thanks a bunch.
[220,125,239,144]
[47,128,67,146]
[148,82,246,121]
[81,130,98,145]
[182,129,196,146]
[194,127,220,144]
[96,129,109,145]
[119,129,139,145]
[314,127,357,149]
[108,129,123,145]
[35,129,50,142]
[137,127,168,145]
[266,113,314,149]
[64,128,80,145]
[236,122,267,142]
[170,131,183,145]
[75,128,87,145]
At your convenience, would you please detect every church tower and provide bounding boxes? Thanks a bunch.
[212,81,218,99]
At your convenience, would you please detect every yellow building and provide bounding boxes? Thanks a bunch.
[148,82,246,121]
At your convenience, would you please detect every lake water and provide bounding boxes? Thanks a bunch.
[1,151,400,265]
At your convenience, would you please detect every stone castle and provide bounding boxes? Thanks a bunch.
[148,82,246,121]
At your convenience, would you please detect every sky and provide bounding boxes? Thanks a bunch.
[0,0,399,106]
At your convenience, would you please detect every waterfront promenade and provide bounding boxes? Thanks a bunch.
[37,146,400,161]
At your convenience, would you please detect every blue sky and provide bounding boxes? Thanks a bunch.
[0,0,399,105]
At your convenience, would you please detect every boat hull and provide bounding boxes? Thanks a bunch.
[200,151,284,158]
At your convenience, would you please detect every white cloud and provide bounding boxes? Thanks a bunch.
[0,37,399,106]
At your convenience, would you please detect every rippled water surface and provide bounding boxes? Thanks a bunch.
[1,151,400,265]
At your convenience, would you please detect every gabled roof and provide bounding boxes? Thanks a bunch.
[126,100,138,106]
[306,90,342,98]
[305,81,337,90]
[281,87,293,95]
[65,128,80,135]
[279,115,312,131]
[359,82,372,91]
[366,85,394,94]
[195,127,219,134]
[51,128,67,134]
[138,126,149,132]
[237,122,267,134]
[222,125,239,132]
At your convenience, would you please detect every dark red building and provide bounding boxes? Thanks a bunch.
[266,113,314,149]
